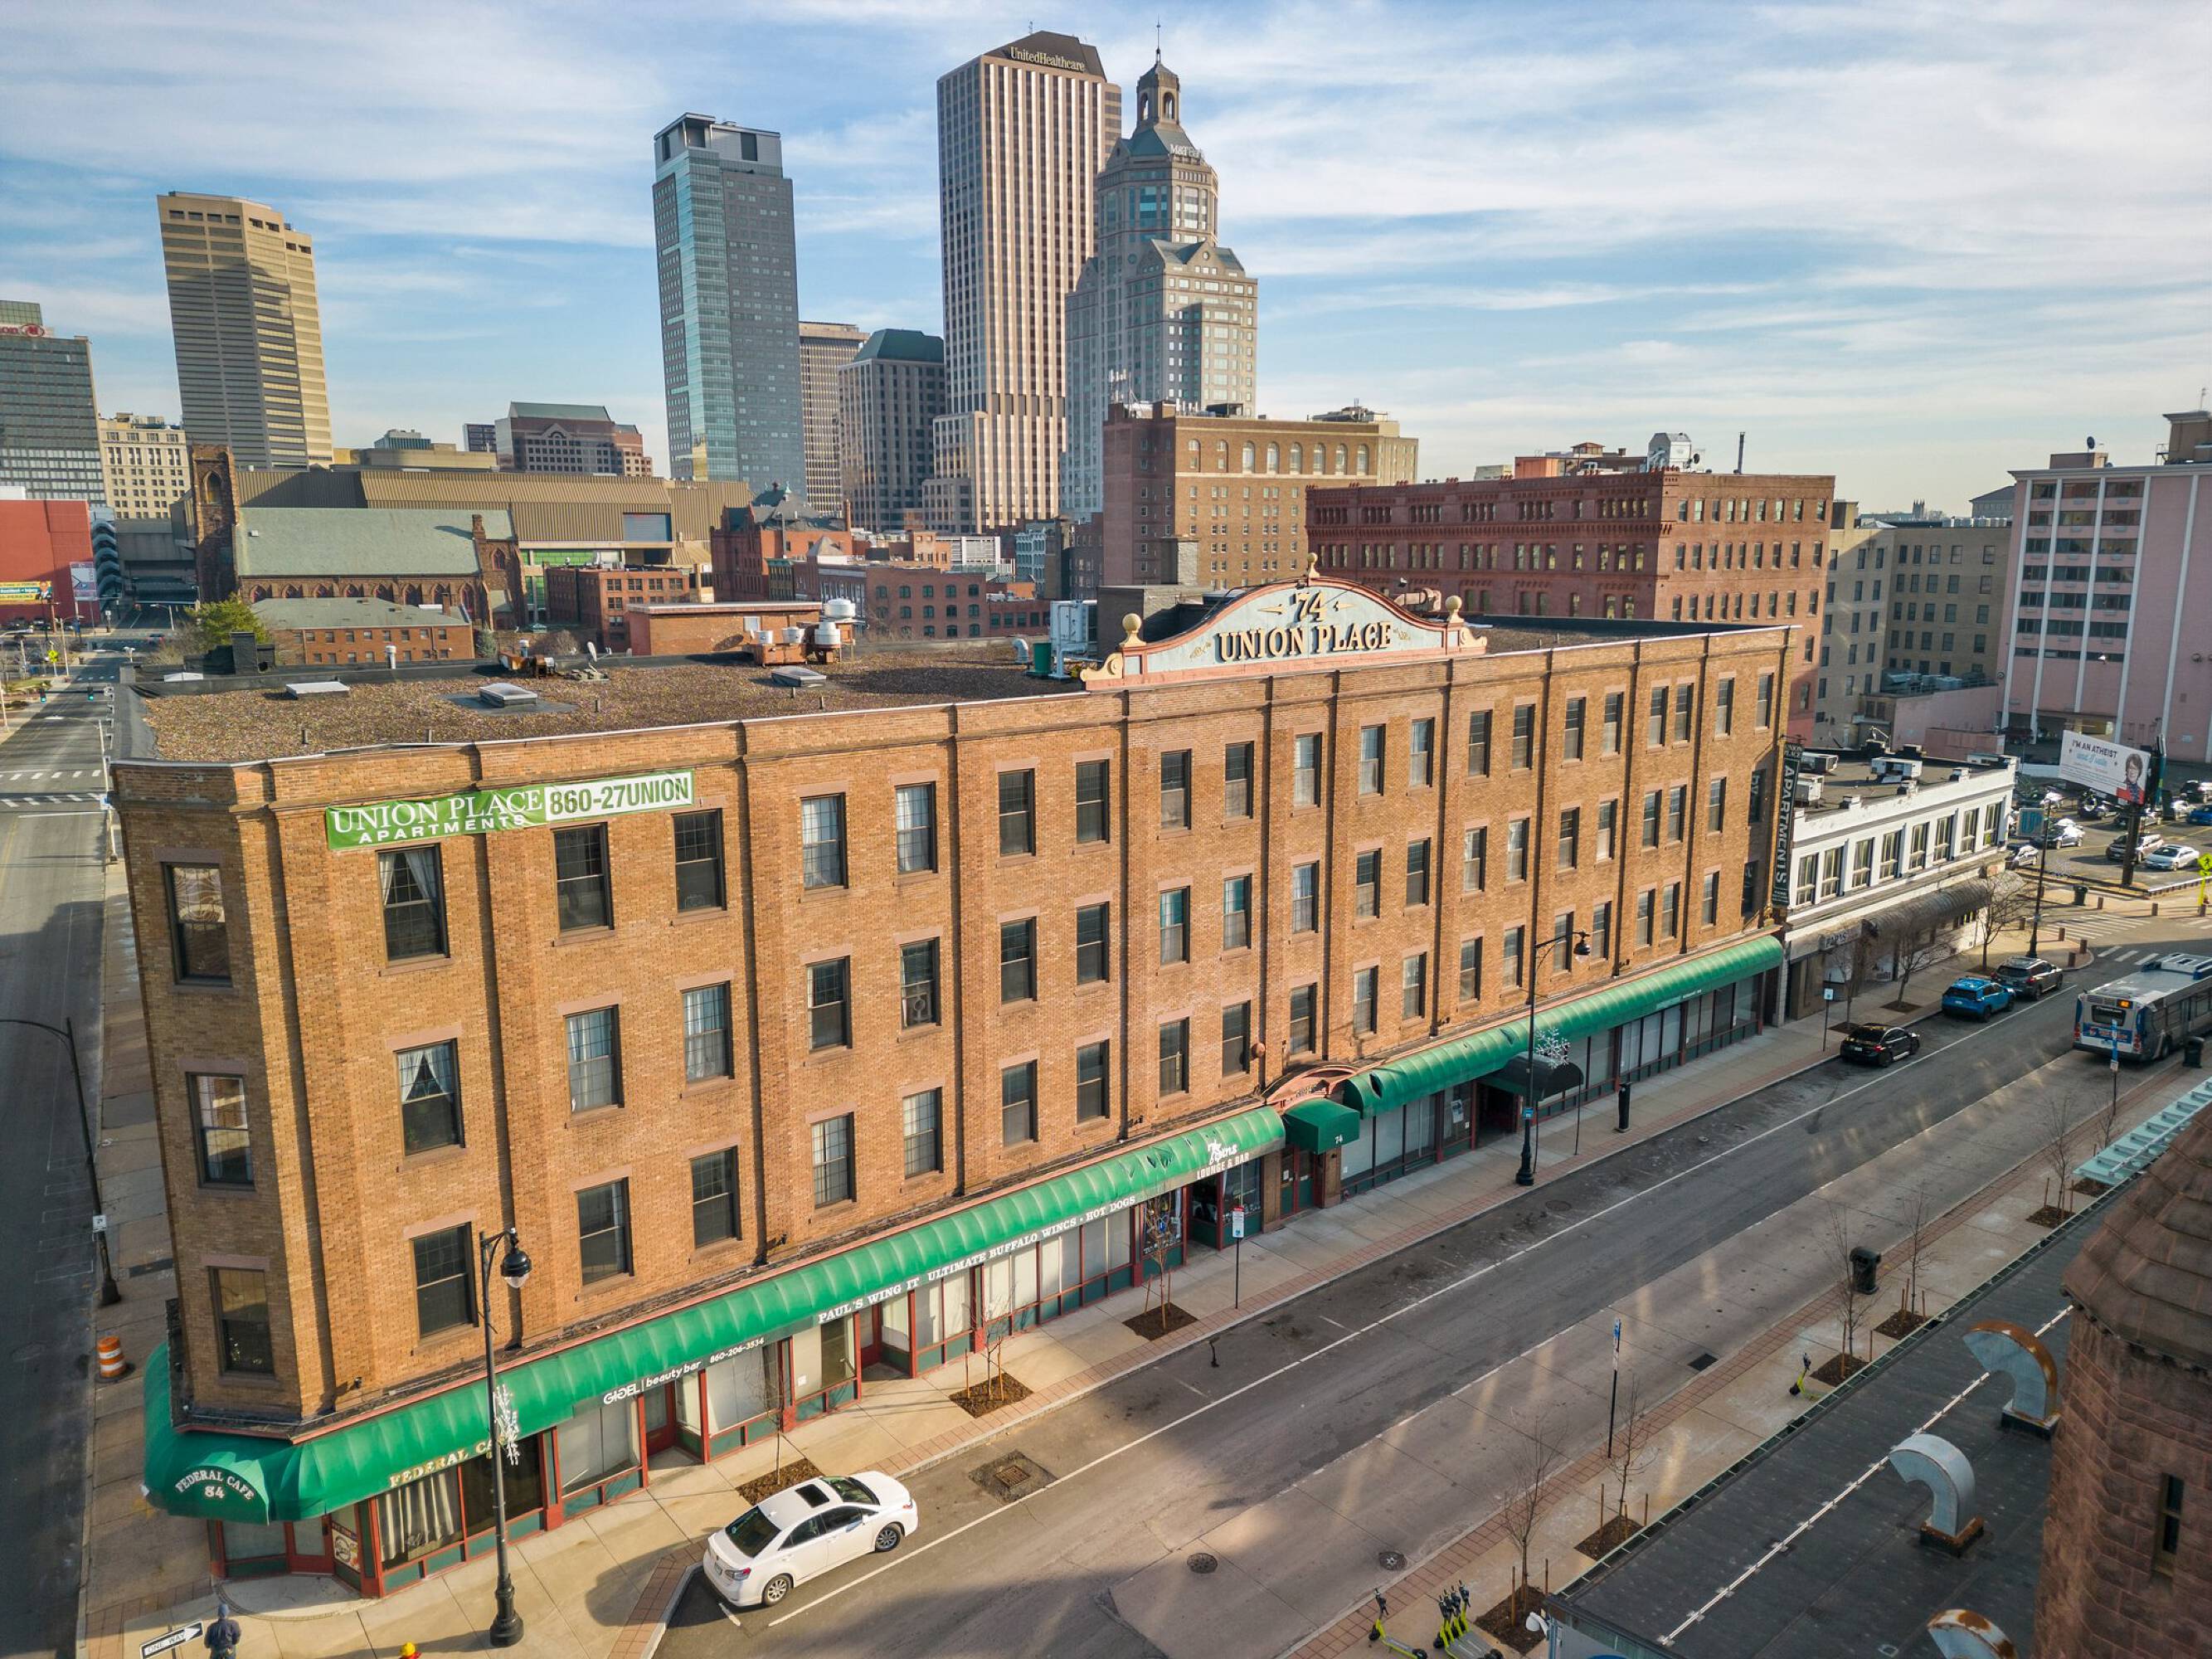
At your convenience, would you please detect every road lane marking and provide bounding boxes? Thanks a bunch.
[767,1001,2062,1627]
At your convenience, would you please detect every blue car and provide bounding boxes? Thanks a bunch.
[2186,804,2212,826]
[1942,977,2014,1020]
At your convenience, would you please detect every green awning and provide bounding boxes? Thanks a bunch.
[1281,1097,1363,1151]
[1342,937,1785,1117]
[142,1106,1285,1523]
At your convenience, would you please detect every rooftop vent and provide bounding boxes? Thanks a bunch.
[770,665,826,688]
[479,681,540,708]
[281,680,348,698]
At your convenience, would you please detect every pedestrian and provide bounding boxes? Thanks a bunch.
[203,1603,241,1659]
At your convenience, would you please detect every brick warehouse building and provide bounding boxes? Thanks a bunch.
[116,577,1797,1596]
[1309,458,1835,737]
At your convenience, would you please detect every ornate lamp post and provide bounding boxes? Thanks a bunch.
[479,1227,532,1647]
[1515,927,1592,1187]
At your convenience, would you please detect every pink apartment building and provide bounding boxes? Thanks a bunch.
[2001,409,2212,758]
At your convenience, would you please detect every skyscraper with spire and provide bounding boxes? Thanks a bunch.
[1061,54,1257,526]
[924,32,1120,533]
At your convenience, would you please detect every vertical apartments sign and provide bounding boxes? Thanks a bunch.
[1769,742,1803,912]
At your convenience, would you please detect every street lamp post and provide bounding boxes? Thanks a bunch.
[2027,837,2050,959]
[1515,927,1592,1187]
[1,1015,120,1305]
[479,1228,533,1647]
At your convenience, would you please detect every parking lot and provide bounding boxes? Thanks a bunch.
[2008,790,2210,889]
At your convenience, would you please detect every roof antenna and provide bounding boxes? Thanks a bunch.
[1155,20,1163,60]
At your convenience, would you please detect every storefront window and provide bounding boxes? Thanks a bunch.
[557,1399,639,1496]
[705,1347,780,1433]
[377,1468,464,1568]
[913,1273,971,1349]
[218,1518,289,1568]
[459,1442,543,1534]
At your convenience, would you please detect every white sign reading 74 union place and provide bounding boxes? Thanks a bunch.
[1096,580,1479,684]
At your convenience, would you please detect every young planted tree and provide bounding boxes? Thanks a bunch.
[1889,927,1950,1010]
[1879,1187,1933,1337]
[1610,1374,1655,1527]
[2038,1091,2082,1224]
[1137,1200,1179,1335]
[1819,1201,1869,1383]
[1975,875,2038,970]
[1497,1410,1564,1623]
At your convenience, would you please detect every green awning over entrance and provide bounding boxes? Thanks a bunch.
[1341,936,1785,1117]
[143,1106,1285,1524]
[1281,1097,1363,1151]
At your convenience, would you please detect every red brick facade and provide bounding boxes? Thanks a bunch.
[544,563,696,650]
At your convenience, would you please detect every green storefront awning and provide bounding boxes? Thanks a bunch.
[1341,936,1786,1117]
[143,1106,1286,1524]
[1281,1097,1363,1152]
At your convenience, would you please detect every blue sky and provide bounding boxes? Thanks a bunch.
[3,0,2208,509]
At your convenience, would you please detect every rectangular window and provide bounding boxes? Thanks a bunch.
[1558,808,1580,870]
[1072,761,1109,844]
[1402,954,1427,1019]
[577,1179,632,1282]
[800,795,846,890]
[1076,902,1111,983]
[1462,825,1489,892]
[1000,1060,1038,1144]
[1221,1004,1252,1076]
[395,1044,460,1153]
[672,810,725,911]
[1408,718,1435,786]
[1597,800,1617,860]
[1355,849,1382,917]
[1466,709,1493,776]
[691,1149,739,1246]
[809,957,851,1048]
[1660,883,1680,939]
[2155,1474,2184,1576]
[1510,703,1535,770]
[212,1267,273,1375]
[998,770,1035,856]
[1458,938,1483,1002]
[1404,839,1432,907]
[1666,786,1686,843]
[1159,888,1190,963]
[1223,742,1254,818]
[1591,900,1612,957]
[999,919,1037,1001]
[1748,767,1768,825]
[1160,749,1192,830]
[1550,912,1577,974]
[192,1073,253,1184]
[378,847,446,960]
[552,824,612,931]
[1648,685,1668,747]
[896,782,938,873]
[1223,876,1252,949]
[1502,926,1524,989]
[1506,817,1529,880]
[566,1007,620,1110]
[811,1116,854,1207]
[1359,725,1385,794]
[167,864,231,982]
[1294,733,1323,805]
[1601,693,1622,755]
[1707,776,1728,832]
[1756,672,1775,727]
[902,1088,943,1175]
[1288,984,1317,1054]
[1563,698,1585,761]
[1642,791,1661,848]
[1715,678,1735,736]
[1076,1042,1111,1121]
[412,1225,474,1337]
[1292,863,1320,932]
[1879,830,1903,880]
[1636,889,1655,946]
[1701,870,1720,925]
[1352,966,1378,1034]
[1158,1019,1190,1096]
[899,940,940,1029]
[1673,684,1693,742]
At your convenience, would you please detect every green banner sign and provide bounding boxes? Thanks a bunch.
[326,770,694,849]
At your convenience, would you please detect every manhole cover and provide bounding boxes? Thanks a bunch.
[1378,1550,1406,1571]
[1189,1553,1218,1574]
[967,1450,1054,1504]
[992,1461,1031,1491]
[1546,1199,1574,1214]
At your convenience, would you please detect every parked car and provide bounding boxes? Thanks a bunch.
[2107,833,2166,863]
[2186,804,2212,827]
[2074,795,2112,821]
[1840,1023,1922,1066]
[2008,842,2045,869]
[1942,976,2015,1019]
[2044,819,2085,847]
[702,1473,919,1608]
[1993,956,2064,1000]
[2141,843,2203,872]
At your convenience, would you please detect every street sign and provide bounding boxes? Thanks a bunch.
[1822,987,1836,1003]
[91,1214,107,1233]
[1230,1205,1246,1240]
[141,1624,202,1658]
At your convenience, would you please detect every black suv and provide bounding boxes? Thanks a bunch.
[1840,1023,1922,1067]
[1993,956,2064,1001]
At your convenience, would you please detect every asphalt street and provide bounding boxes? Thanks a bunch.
[0,652,116,1659]
[659,923,2210,1659]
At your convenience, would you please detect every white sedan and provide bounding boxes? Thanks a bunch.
[702,1472,919,1608]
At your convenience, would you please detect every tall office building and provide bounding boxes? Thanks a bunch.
[839,328,946,533]
[155,192,333,469]
[652,114,805,494]
[487,401,652,475]
[97,412,192,520]
[797,321,865,518]
[0,303,105,504]
[1063,57,1257,525]
[925,32,1120,533]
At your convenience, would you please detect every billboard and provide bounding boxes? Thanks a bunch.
[2058,729,2151,805]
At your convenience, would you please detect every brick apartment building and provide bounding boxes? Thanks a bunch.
[861,567,1045,640]
[543,563,698,651]
[1310,454,1835,734]
[116,577,1793,1596]
[708,487,854,602]
[0,496,93,625]
[622,600,827,656]
[1099,401,1419,590]
[250,597,475,667]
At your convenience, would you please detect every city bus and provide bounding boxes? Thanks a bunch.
[2074,952,2212,1062]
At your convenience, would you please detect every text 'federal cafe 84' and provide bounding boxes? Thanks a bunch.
[117,574,1798,1596]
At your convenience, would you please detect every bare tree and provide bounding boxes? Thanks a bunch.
[1137,1200,1178,1335]
[1890,926,1950,1010]
[1900,1187,1931,1323]
[1823,1201,1868,1380]
[2040,1091,2082,1220]
[1975,875,2038,971]
[1498,1410,1565,1618]
[1610,1374,1655,1523]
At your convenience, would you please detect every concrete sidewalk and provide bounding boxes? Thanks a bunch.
[74,907,2093,1659]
